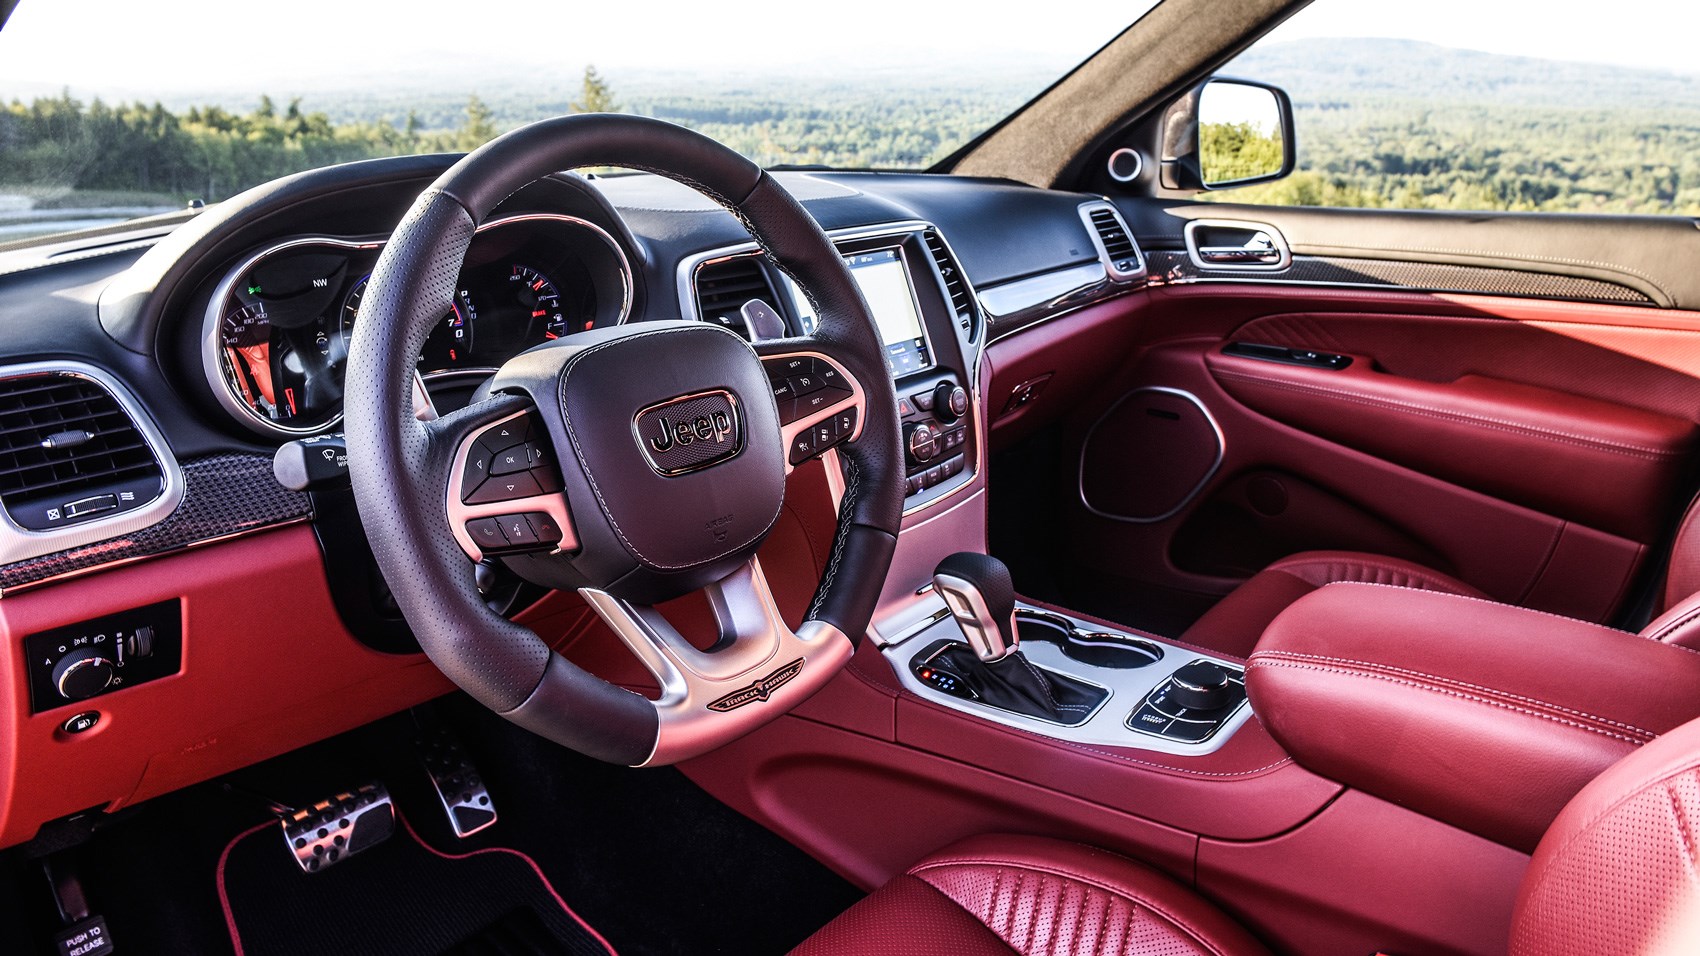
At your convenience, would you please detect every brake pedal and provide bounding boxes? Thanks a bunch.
[418,726,497,838]
[281,782,394,873]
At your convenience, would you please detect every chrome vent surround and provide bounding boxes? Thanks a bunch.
[1078,201,1147,283]
[0,362,184,567]
[693,255,780,340]
[923,228,979,341]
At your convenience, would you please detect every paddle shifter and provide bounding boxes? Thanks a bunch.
[924,553,1107,724]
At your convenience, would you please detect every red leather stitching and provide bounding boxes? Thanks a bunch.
[1248,655,1650,744]
[911,856,1236,956]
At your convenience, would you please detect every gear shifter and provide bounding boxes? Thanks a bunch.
[932,552,1020,662]
[927,553,1108,724]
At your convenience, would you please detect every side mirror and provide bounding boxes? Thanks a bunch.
[1160,77,1295,192]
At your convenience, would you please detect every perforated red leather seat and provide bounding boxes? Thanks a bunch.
[793,715,1700,955]
[1180,493,1700,657]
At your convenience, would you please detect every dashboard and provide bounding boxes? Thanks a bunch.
[0,156,1144,849]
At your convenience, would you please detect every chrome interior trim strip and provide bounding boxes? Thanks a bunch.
[1078,387,1224,524]
[0,361,186,566]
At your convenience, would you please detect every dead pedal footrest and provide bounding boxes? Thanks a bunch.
[281,782,394,873]
[418,726,497,838]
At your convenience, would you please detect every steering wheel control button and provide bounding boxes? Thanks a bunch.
[61,711,101,735]
[496,514,539,547]
[789,431,817,465]
[466,518,506,550]
[466,470,542,504]
[525,512,564,545]
[831,408,859,440]
[489,443,531,476]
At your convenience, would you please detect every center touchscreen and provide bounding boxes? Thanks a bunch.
[789,248,932,376]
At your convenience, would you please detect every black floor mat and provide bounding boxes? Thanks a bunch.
[218,810,614,956]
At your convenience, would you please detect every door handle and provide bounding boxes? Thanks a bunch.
[1197,245,1281,265]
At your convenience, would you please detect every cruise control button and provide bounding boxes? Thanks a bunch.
[788,373,824,397]
[788,431,816,465]
[816,363,847,390]
[466,470,542,504]
[489,443,530,476]
[794,390,836,417]
[496,514,539,546]
[526,512,564,545]
[767,356,813,378]
[1128,705,1174,734]
[465,518,506,550]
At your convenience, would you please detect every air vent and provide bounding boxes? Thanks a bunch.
[694,256,781,340]
[924,229,977,339]
[1080,202,1146,282]
[0,371,165,532]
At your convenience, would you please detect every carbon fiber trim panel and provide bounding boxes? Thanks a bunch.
[1146,251,1652,304]
[0,454,311,593]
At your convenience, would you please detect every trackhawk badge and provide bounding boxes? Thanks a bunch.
[632,389,744,476]
[706,658,805,712]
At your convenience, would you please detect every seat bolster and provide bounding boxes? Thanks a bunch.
[789,873,1018,956]
[1180,550,1483,658]
[906,835,1272,956]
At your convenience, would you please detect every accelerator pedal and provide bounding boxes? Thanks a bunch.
[281,782,394,873]
[418,725,498,838]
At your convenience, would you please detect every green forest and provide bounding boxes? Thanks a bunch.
[3,37,1699,237]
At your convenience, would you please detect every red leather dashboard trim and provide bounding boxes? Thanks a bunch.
[0,525,453,848]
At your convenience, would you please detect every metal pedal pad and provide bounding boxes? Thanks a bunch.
[281,782,394,873]
[418,727,497,837]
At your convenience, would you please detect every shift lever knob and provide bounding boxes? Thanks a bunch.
[933,552,1019,662]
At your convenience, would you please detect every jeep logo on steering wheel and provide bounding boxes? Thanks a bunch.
[633,389,745,477]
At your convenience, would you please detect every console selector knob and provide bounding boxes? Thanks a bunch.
[52,650,115,701]
[906,422,940,463]
[933,383,969,424]
[1168,660,1233,711]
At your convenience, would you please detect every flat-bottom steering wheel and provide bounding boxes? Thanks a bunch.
[344,115,903,766]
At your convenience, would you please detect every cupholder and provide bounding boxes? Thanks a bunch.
[1015,610,1164,669]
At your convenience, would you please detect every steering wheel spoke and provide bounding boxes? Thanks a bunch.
[580,557,853,765]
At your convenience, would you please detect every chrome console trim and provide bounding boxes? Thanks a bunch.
[0,361,186,566]
[880,597,1253,755]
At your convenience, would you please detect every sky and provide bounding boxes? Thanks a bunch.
[0,0,1693,99]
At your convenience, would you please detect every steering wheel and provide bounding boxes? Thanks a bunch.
[343,115,903,767]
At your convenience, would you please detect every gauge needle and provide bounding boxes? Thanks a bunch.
[230,343,277,410]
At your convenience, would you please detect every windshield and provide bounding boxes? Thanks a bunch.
[0,0,1156,243]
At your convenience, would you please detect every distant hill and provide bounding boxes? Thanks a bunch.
[1228,37,1700,111]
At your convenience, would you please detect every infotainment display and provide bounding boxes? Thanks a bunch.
[787,248,933,377]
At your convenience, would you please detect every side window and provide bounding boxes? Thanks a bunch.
[1210,1,1700,215]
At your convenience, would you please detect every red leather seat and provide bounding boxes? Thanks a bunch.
[793,715,1700,955]
[1181,492,1700,657]
[789,833,1270,956]
[1178,549,1485,657]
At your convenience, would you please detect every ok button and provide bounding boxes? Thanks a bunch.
[489,443,530,476]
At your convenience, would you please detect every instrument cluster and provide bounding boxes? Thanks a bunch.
[202,214,632,436]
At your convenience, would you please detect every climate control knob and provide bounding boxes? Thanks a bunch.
[934,383,969,424]
[52,649,115,701]
[906,422,940,464]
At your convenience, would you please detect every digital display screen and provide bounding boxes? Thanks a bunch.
[789,248,932,377]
